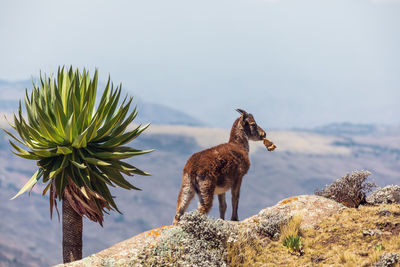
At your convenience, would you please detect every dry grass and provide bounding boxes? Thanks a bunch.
[227,204,400,266]
[280,214,302,242]
[227,233,266,267]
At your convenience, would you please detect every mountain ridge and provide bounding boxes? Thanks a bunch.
[0,79,205,127]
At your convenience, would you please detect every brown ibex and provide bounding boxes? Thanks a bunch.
[173,109,276,225]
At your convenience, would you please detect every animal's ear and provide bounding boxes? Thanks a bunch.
[236,109,248,119]
[236,108,248,122]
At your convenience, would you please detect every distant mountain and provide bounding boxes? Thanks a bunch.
[313,122,377,136]
[0,79,204,126]
[135,100,204,126]
[0,243,47,267]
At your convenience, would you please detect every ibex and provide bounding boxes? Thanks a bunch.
[173,109,276,225]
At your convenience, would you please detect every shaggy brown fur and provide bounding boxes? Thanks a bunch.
[173,109,273,225]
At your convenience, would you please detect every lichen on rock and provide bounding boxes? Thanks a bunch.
[373,252,399,267]
[255,210,289,239]
[367,185,400,205]
[135,210,239,267]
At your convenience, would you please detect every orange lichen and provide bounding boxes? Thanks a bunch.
[147,225,173,237]
[279,197,299,205]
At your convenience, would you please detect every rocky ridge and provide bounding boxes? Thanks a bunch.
[58,195,345,266]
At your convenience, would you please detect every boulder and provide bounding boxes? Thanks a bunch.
[243,194,346,231]
[366,185,400,205]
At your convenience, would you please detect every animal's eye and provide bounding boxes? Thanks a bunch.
[250,122,256,126]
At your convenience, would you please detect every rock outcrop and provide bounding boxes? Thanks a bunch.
[242,194,346,231]
[56,193,400,266]
[367,185,400,205]
[57,195,344,267]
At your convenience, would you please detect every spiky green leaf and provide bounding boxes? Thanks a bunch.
[11,169,42,200]
[57,146,73,155]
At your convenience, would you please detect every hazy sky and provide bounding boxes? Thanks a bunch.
[0,0,399,129]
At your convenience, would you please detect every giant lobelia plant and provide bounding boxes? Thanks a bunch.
[3,67,153,263]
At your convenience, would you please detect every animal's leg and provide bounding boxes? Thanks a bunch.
[218,193,227,220]
[197,181,215,215]
[173,177,195,225]
[231,182,242,221]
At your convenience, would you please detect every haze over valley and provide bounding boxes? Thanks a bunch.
[0,93,399,265]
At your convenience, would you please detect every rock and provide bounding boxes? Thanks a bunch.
[377,210,392,217]
[243,195,346,231]
[373,252,399,267]
[55,225,174,267]
[255,210,289,239]
[362,229,382,237]
[311,255,326,263]
[367,186,400,205]
[56,195,345,266]
[376,210,400,217]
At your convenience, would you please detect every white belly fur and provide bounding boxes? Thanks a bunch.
[214,185,231,195]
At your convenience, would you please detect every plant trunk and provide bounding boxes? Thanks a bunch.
[62,197,83,263]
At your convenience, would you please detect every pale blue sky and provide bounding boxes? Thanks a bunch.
[0,0,399,128]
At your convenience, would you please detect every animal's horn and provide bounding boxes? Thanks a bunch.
[236,109,248,116]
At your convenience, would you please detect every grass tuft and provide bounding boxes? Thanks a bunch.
[280,215,302,242]
[282,235,303,256]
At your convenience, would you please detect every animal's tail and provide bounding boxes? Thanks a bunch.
[173,174,195,225]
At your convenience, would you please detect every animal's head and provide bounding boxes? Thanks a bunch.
[236,109,266,141]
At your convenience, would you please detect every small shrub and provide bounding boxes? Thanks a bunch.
[315,170,376,208]
[373,252,399,267]
[137,211,238,267]
[280,215,304,256]
[283,235,303,256]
